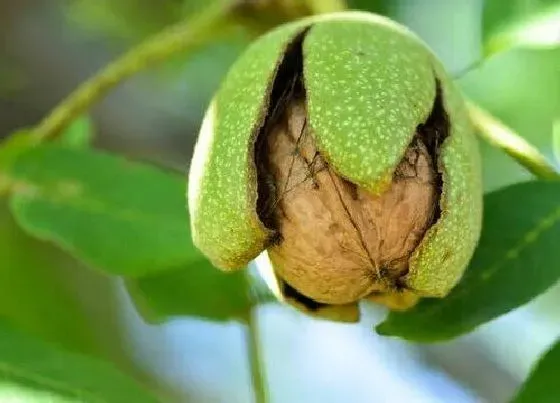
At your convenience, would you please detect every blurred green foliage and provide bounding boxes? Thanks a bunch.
[483,0,560,55]
[127,264,251,322]
[1,0,560,401]
[0,202,98,353]
[0,320,157,402]
[553,120,560,165]
[58,115,94,148]
[514,339,560,402]
[63,0,187,42]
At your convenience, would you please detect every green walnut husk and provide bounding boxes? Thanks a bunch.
[187,11,482,322]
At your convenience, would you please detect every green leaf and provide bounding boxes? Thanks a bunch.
[376,181,560,341]
[0,117,92,193]
[483,0,560,56]
[554,119,560,166]
[126,262,251,322]
[513,340,560,403]
[0,321,157,402]
[346,0,393,15]
[8,144,252,322]
[0,131,36,193]
[0,201,99,354]
[8,144,196,277]
[58,116,94,148]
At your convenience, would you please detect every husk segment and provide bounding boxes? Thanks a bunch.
[188,21,311,270]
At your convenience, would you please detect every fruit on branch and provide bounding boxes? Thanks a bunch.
[187,11,483,322]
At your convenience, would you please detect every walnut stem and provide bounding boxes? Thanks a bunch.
[467,100,560,180]
[245,301,268,403]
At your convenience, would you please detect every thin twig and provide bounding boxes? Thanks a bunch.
[31,0,237,142]
[452,57,485,79]
[467,101,560,180]
[246,305,268,403]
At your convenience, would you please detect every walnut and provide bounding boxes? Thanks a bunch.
[259,98,437,306]
[188,13,483,322]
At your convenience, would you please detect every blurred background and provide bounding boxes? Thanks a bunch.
[1,0,559,402]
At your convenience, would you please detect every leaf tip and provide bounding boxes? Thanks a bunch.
[374,321,393,336]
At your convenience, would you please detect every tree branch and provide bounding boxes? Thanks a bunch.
[32,1,237,143]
